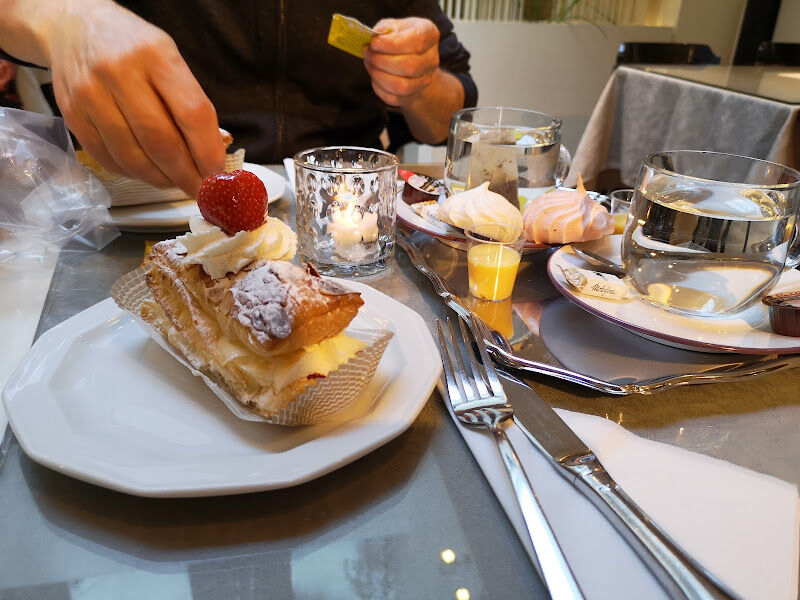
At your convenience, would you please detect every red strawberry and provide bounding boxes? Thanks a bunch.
[196,170,268,234]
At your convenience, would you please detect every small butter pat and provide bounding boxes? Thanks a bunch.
[560,266,632,301]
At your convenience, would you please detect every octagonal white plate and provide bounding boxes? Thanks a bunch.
[3,281,440,497]
[548,235,800,354]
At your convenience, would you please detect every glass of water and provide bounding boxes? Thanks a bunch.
[622,150,800,317]
[444,106,571,208]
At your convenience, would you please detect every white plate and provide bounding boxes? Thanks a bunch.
[547,235,800,354]
[3,281,441,497]
[108,163,287,232]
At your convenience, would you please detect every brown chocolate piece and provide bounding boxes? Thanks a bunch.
[762,291,800,337]
[399,169,446,204]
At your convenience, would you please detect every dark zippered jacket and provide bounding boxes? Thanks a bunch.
[121,0,478,162]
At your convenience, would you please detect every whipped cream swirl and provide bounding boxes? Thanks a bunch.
[178,215,297,278]
[437,182,523,242]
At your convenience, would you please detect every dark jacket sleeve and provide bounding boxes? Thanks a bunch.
[429,12,478,108]
[404,0,478,107]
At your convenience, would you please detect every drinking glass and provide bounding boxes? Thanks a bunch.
[294,146,397,277]
[610,188,634,235]
[622,150,800,317]
[445,107,571,208]
[466,223,526,301]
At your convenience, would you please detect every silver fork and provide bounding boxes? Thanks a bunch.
[437,316,585,600]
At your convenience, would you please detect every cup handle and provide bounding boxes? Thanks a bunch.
[555,145,571,189]
[786,218,800,269]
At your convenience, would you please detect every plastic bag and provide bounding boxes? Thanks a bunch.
[0,107,118,265]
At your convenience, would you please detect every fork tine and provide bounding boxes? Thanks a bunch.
[436,320,466,407]
[457,318,490,398]
[447,318,480,403]
[466,314,506,397]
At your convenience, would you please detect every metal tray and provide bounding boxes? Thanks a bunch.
[397,229,800,394]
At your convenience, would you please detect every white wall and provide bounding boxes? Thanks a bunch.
[773,0,800,43]
[450,22,671,153]
[670,0,747,64]
[402,3,747,163]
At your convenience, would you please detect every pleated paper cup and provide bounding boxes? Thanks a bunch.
[111,265,393,426]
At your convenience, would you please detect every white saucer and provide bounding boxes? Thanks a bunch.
[3,281,441,497]
[108,163,287,232]
[547,235,800,354]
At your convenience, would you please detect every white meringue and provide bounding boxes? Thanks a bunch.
[437,182,523,242]
[522,177,613,244]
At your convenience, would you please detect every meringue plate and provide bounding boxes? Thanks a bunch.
[548,235,800,354]
[396,185,609,252]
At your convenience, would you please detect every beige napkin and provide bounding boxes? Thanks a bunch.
[446,392,799,600]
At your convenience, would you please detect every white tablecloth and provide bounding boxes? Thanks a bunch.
[567,66,800,187]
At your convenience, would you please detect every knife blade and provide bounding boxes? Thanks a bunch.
[497,370,740,600]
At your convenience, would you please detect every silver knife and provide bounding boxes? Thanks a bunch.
[498,370,741,600]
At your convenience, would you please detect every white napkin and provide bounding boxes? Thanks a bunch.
[0,257,56,432]
[283,157,296,195]
[446,393,800,600]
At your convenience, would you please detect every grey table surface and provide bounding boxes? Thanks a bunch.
[1,166,798,600]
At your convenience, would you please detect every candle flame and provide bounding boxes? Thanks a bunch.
[334,185,360,225]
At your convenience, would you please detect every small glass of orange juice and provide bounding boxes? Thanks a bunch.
[465,223,526,301]
[610,188,634,235]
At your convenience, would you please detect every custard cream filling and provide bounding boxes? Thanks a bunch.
[230,334,366,391]
[146,299,365,392]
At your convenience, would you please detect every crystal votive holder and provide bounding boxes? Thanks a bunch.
[294,146,398,277]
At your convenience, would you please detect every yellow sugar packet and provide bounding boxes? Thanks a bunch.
[328,13,376,58]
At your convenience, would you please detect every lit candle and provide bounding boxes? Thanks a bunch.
[326,188,379,256]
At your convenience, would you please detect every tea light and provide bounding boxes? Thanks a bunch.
[326,188,379,256]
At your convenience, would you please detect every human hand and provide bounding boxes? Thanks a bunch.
[363,17,440,108]
[45,2,224,195]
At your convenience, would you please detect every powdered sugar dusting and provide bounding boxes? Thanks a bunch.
[228,261,359,345]
[231,266,294,341]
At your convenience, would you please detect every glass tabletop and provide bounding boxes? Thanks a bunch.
[635,64,800,105]
[1,165,797,599]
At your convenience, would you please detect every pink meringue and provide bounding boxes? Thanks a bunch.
[521,177,613,244]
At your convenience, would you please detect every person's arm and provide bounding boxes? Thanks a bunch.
[0,0,224,195]
[363,17,466,145]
